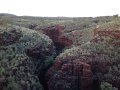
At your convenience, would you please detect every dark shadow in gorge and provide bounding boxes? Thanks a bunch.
[36,42,66,90]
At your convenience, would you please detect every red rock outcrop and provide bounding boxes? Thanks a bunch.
[42,25,73,47]
[92,24,120,46]
[47,58,93,90]
[46,46,120,90]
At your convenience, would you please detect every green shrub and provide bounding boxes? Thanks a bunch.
[101,82,118,90]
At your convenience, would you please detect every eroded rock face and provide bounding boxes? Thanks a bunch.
[47,59,92,90]
[42,25,73,52]
[42,25,65,42]
[46,46,120,90]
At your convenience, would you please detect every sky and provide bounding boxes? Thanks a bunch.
[0,0,120,17]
